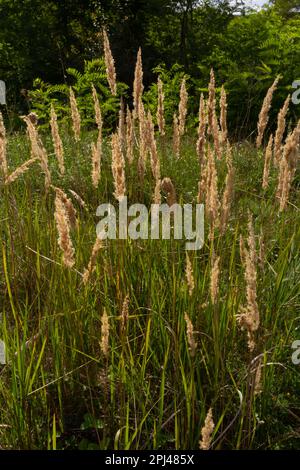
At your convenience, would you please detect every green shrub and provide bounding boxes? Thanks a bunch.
[29,58,128,133]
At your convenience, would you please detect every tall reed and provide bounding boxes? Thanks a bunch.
[69,87,81,142]
[199,408,215,450]
[237,215,260,352]
[220,85,228,147]
[277,120,300,211]
[22,115,51,189]
[173,113,180,158]
[133,48,144,120]
[157,77,165,136]
[111,132,126,201]
[5,157,38,185]
[103,29,117,96]
[196,93,206,165]
[256,76,279,148]
[0,111,8,176]
[126,106,134,165]
[274,95,290,165]
[50,104,65,175]
[178,78,188,136]
[262,134,273,190]
[54,192,75,268]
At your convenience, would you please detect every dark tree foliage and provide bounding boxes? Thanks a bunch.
[0,0,99,112]
[0,0,299,135]
[0,0,236,93]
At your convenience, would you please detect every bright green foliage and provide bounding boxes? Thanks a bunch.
[29,59,128,132]
[147,8,300,137]
[143,64,188,128]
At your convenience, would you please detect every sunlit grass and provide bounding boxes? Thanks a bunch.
[0,129,299,450]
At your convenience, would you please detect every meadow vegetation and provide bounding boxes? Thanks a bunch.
[0,30,300,450]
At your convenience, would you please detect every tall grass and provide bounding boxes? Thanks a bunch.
[0,45,299,450]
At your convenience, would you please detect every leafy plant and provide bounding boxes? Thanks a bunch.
[143,63,189,129]
[29,58,128,132]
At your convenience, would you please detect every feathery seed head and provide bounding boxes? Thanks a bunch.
[69,87,81,142]
[184,312,197,357]
[103,29,117,96]
[256,76,280,148]
[54,193,75,268]
[199,408,215,450]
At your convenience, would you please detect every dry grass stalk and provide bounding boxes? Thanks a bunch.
[118,98,126,150]
[237,215,260,352]
[92,85,103,132]
[53,186,78,229]
[133,48,144,120]
[5,157,38,185]
[140,99,150,146]
[27,112,39,125]
[111,132,126,201]
[178,78,188,135]
[54,193,75,268]
[277,157,289,211]
[91,87,103,187]
[157,77,165,136]
[161,177,176,206]
[274,95,290,165]
[262,134,273,190]
[254,359,263,395]
[22,115,51,189]
[22,114,42,156]
[247,213,257,265]
[210,256,220,305]
[220,160,235,234]
[207,69,216,135]
[38,150,51,191]
[148,111,160,180]
[69,87,81,142]
[212,111,221,160]
[276,119,300,211]
[277,158,290,211]
[120,295,129,333]
[220,85,228,146]
[82,237,103,284]
[225,140,233,168]
[100,309,110,358]
[256,76,280,148]
[0,111,8,176]
[103,29,117,96]
[197,174,205,204]
[153,178,162,204]
[239,234,247,266]
[91,139,102,188]
[68,189,86,208]
[172,113,180,158]
[137,100,147,182]
[206,69,221,158]
[184,313,197,357]
[185,252,195,296]
[196,93,206,165]
[50,104,65,175]
[285,119,300,171]
[140,100,150,148]
[258,228,266,270]
[126,106,134,164]
[205,147,220,236]
[197,150,208,204]
[199,408,215,450]
[203,98,208,126]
